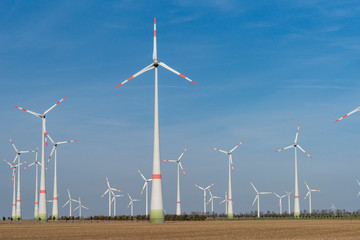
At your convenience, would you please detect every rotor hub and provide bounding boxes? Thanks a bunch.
[153,59,159,67]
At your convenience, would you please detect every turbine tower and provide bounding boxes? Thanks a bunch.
[276,124,312,217]
[3,158,27,219]
[162,146,188,216]
[115,18,197,223]
[207,189,221,215]
[46,134,76,220]
[335,106,360,122]
[251,182,271,218]
[356,179,360,197]
[219,192,228,215]
[127,193,140,217]
[62,189,78,217]
[8,137,36,220]
[194,184,214,215]
[15,96,68,222]
[211,141,244,219]
[284,191,292,214]
[100,177,121,216]
[137,169,152,216]
[304,181,320,215]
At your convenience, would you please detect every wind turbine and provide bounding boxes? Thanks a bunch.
[284,191,293,214]
[24,146,48,219]
[207,189,221,215]
[304,181,320,215]
[194,184,214,215]
[111,192,124,216]
[100,177,121,216]
[335,106,360,122]
[276,124,312,217]
[62,189,78,217]
[273,192,289,215]
[15,96,67,221]
[330,203,337,215]
[3,158,27,219]
[356,179,360,197]
[137,169,152,216]
[8,137,36,220]
[162,146,188,216]
[115,18,197,223]
[73,197,89,219]
[127,193,140,217]
[251,182,271,218]
[46,134,76,220]
[219,192,228,215]
[211,141,244,219]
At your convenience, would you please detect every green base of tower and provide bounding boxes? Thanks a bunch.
[149,209,164,223]
[15,215,21,221]
[52,214,59,221]
[227,213,234,219]
[33,216,38,220]
[38,213,48,222]
[294,212,300,218]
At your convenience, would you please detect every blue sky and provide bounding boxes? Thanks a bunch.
[1,0,360,218]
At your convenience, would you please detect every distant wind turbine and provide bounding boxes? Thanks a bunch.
[137,169,152,216]
[62,189,78,217]
[276,124,312,218]
[251,182,271,218]
[127,193,140,217]
[207,189,221,215]
[194,184,214,214]
[100,177,121,216]
[304,181,320,215]
[211,141,244,219]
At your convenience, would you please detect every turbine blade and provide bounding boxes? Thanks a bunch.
[106,176,110,189]
[141,182,147,195]
[115,63,154,88]
[304,181,310,191]
[153,17,157,60]
[297,145,312,159]
[158,62,198,85]
[275,145,294,152]
[179,162,186,176]
[304,191,310,200]
[273,192,280,198]
[62,200,70,207]
[14,106,41,117]
[137,169,147,181]
[44,96,68,115]
[294,124,300,144]
[46,134,56,145]
[205,183,214,190]
[357,179,360,186]
[194,184,204,190]
[8,137,19,153]
[47,147,56,166]
[229,141,244,153]
[211,147,228,154]
[2,158,12,167]
[335,106,360,123]
[101,189,109,198]
[161,160,177,162]
[57,140,77,145]
[250,182,259,193]
[252,195,259,206]
[178,146,188,161]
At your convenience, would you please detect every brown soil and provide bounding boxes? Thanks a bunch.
[0,219,359,239]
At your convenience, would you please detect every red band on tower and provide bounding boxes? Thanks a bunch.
[152,174,161,179]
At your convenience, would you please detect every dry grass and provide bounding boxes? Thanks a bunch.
[0,219,360,239]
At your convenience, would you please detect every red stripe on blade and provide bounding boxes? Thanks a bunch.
[179,73,186,78]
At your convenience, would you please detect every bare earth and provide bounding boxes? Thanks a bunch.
[0,219,360,240]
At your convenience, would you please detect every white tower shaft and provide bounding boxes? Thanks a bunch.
[294,147,300,217]
[34,163,39,219]
[16,155,21,220]
[150,66,164,223]
[176,163,181,215]
[39,117,47,221]
[52,147,59,220]
[12,172,16,219]
[228,154,233,219]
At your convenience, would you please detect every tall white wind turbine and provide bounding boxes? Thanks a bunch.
[115,18,197,223]
[3,158,27,219]
[207,189,221,215]
[304,181,320,215]
[15,96,67,221]
[251,182,271,218]
[100,177,121,216]
[273,192,289,214]
[211,141,244,219]
[276,124,312,217]
[127,193,140,217]
[162,146,188,216]
[73,197,88,219]
[137,169,152,217]
[24,146,48,219]
[219,192,228,215]
[335,106,360,122]
[46,134,76,220]
[111,192,124,216]
[8,137,36,220]
[194,184,214,215]
[62,189,78,217]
